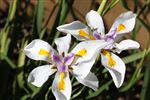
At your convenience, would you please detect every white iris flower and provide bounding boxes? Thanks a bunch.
[24,34,108,100]
[57,10,140,88]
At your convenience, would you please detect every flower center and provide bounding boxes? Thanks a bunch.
[58,72,65,90]
[75,48,87,57]
[117,24,126,32]
[101,49,116,67]
[79,29,96,40]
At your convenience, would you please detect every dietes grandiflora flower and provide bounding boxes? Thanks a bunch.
[57,10,140,88]
[24,34,108,100]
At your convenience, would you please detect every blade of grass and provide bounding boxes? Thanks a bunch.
[97,0,107,15]
[137,18,150,33]
[133,0,138,12]
[0,29,9,57]
[71,86,85,99]
[122,49,150,64]
[120,69,144,92]
[32,3,39,38]
[120,49,149,92]
[36,0,44,37]
[9,0,17,21]
[17,39,28,67]
[51,0,71,45]
[86,80,113,99]
[1,53,17,69]
[39,28,47,39]
[43,3,58,28]
[0,0,17,34]
[102,0,120,16]
[45,87,52,100]
[120,0,130,10]
[137,0,149,17]
[140,53,150,100]
[17,72,25,89]
[21,94,30,100]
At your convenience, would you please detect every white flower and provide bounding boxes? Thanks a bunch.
[24,34,108,100]
[57,10,140,88]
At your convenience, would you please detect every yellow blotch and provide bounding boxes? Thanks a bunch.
[79,29,89,37]
[76,48,87,57]
[108,56,116,67]
[38,49,51,58]
[79,29,96,40]
[117,24,126,32]
[58,72,65,90]
[89,35,96,40]
[101,49,116,67]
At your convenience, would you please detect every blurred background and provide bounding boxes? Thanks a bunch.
[0,0,150,100]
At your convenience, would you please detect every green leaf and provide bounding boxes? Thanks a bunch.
[97,0,107,15]
[45,87,52,100]
[17,72,25,88]
[21,95,30,100]
[39,28,46,39]
[50,0,71,46]
[137,18,150,33]
[0,30,9,57]
[86,80,113,99]
[8,0,17,21]
[71,86,85,99]
[122,49,150,64]
[120,0,130,10]
[140,53,150,100]
[102,0,120,16]
[36,0,44,37]
[17,40,28,67]
[133,0,138,12]
[120,49,149,92]
[1,53,17,69]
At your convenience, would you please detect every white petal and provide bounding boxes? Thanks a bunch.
[71,57,96,79]
[75,72,99,91]
[57,21,90,41]
[55,34,71,56]
[71,40,109,79]
[101,53,125,88]
[114,39,140,53]
[86,10,105,35]
[109,11,136,35]
[71,40,109,63]
[24,39,55,62]
[28,65,56,87]
[52,72,71,100]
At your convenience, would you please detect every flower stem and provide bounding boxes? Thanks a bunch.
[97,0,107,15]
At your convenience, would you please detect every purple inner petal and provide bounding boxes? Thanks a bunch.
[52,54,62,65]
[58,64,66,72]
[105,37,114,42]
[64,53,75,65]
[105,28,117,42]
[93,31,101,40]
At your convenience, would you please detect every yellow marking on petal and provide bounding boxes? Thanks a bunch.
[38,49,51,58]
[76,48,87,57]
[79,29,89,37]
[101,49,116,67]
[108,56,116,67]
[79,29,96,40]
[117,24,126,32]
[58,72,65,90]
[89,35,96,40]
